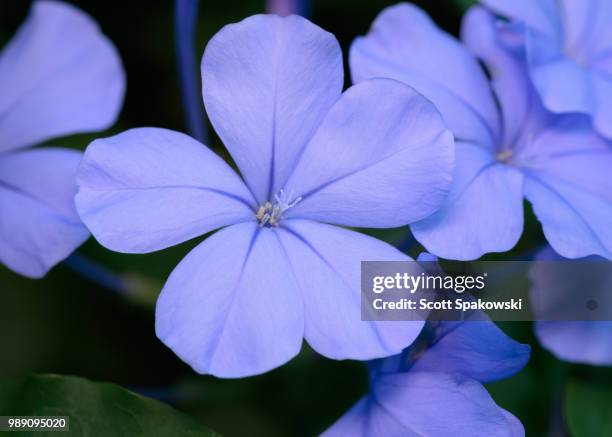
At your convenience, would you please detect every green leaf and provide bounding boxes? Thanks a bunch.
[0,374,220,437]
[566,379,612,437]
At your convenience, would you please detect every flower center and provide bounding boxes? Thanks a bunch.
[255,189,302,227]
[496,149,513,163]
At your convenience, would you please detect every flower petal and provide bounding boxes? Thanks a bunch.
[535,322,612,365]
[76,128,255,253]
[277,219,424,360]
[462,7,544,148]
[557,0,612,55]
[531,245,612,365]
[322,396,408,437]
[155,222,304,377]
[480,0,559,36]
[412,317,531,383]
[366,372,519,436]
[412,142,524,260]
[0,1,125,152]
[521,117,612,259]
[201,14,343,203]
[350,3,499,147]
[284,79,453,228]
[0,147,88,278]
[374,373,521,436]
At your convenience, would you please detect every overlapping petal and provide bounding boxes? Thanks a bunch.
[521,117,612,259]
[412,142,524,260]
[284,79,453,228]
[482,0,612,139]
[201,14,343,203]
[480,0,559,37]
[462,7,546,148]
[0,0,125,152]
[0,148,88,278]
[277,219,424,360]
[411,317,531,383]
[75,128,256,253]
[531,246,612,365]
[535,322,612,365]
[155,222,304,378]
[325,372,522,436]
[350,3,499,148]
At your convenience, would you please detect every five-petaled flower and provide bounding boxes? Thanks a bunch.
[480,0,612,140]
[75,14,454,377]
[0,0,124,278]
[324,306,530,436]
[351,3,612,260]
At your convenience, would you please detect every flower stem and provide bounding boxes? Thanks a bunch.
[174,0,209,145]
[64,253,129,295]
[266,0,310,17]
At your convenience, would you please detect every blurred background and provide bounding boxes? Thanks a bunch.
[1,0,609,435]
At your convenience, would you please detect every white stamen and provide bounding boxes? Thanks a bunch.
[255,189,302,227]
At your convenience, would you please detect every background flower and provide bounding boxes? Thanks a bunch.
[350,3,612,260]
[324,310,530,436]
[0,0,124,277]
[480,0,612,140]
[530,245,612,366]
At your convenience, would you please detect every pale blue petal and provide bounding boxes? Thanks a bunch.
[322,396,410,437]
[370,372,519,436]
[535,322,612,365]
[480,0,559,36]
[155,222,304,377]
[558,0,612,58]
[531,245,612,365]
[462,7,542,148]
[350,3,500,148]
[521,117,612,259]
[284,79,453,228]
[76,128,255,253]
[412,142,524,260]
[0,1,124,152]
[0,148,88,277]
[201,14,343,203]
[277,219,424,360]
[412,317,531,383]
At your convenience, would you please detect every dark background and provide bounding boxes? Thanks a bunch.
[1,1,607,435]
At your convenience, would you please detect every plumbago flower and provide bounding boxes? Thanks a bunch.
[324,309,530,436]
[480,0,612,140]
[530,246,612,366]
[351,3,612,260]
[0,1,124,278]
[75,14,454,377]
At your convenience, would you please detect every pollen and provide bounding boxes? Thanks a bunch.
[496,149,513,163]
[255,189,302,227]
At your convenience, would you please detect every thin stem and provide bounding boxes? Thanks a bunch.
[64,253,129,295]
[266,0,310,17]
[175,0,209,145]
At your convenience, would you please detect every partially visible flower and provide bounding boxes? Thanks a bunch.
[531,245,612,366]
[480,0,612,140]
[324,309,530,436]
[76,14,454,377]
[351,3,612,260]
[0,0,125,277]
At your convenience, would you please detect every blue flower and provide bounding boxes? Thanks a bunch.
[0,1,125,278]
[531,245,612,365]
[75,14,454,377]
[324,312,530,436]
[351,3,612,260]
[481,0,612,140]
